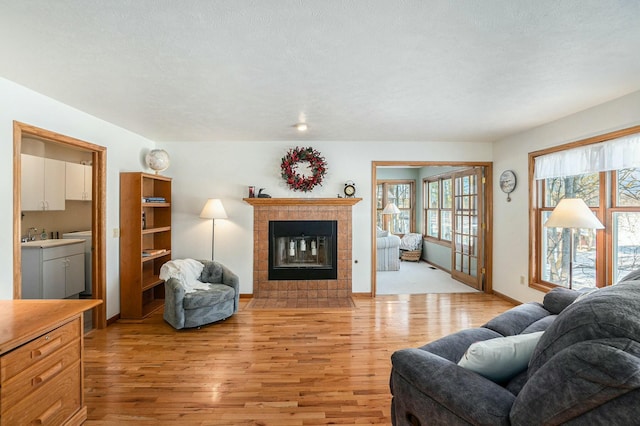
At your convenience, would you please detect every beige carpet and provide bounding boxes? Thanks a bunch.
[377,260,479,295]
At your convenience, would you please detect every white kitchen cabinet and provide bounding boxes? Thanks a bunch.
[65,162,92,201]
[21,153,66,211]
[21,240,85,299]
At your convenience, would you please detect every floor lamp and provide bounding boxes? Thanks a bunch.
[382,202,400,234]
[544,198,604,289]
[200,199,228,260]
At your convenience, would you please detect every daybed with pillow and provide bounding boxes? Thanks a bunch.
[377,227,401,271]
[390,278,640,425]
[161,259,239,329]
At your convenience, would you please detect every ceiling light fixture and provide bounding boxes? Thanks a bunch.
[293,122,308,132]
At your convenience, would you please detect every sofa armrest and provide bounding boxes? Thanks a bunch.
[391,348,515,425]
[164,277,187,329]
[221,264,240,312]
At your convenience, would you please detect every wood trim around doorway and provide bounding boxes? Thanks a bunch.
[371,160,493,297]
[13,121,107,329]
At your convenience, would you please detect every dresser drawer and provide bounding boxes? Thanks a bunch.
[1,360,81,426]
[1,339,80,408]
[1,317,80,383]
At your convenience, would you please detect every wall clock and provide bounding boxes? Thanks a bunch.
[499,170,517,202]
[344,181,356,198]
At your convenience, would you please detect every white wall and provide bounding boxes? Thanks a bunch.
[0,78,156,319]
[5,74,636,309]
[492,89,640,303]
[160,140,493,294]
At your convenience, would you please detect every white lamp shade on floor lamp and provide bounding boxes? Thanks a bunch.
[200,199,228,260]
[544,198,604,230]
[382,202,400,233]
[544,198,604,288]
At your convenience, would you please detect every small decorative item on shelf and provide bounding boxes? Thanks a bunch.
[248,186,255,198]
[145,149,170,175]
[280,146,327,192]
[344,180,356,198]
[257,188,272,198]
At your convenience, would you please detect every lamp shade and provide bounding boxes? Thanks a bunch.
[382,202,400,215]
[199,199,228,219]
[544,198,604,229]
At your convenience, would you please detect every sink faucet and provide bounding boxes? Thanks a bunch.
[28,227,37,241]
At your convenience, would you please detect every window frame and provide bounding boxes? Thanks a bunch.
[423,175,453,245]
[528,125,640,292]
[376,179,415,235]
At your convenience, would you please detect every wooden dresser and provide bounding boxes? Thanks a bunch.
[0,299,101,425]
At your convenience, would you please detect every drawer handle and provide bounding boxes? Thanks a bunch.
[31,337,62,359]
[34,399,62,425]
[32,361,63,386]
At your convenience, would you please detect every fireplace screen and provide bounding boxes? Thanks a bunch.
[269,220,337,280]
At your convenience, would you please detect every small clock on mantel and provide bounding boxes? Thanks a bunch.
[344,181,356,198]
[499,170,517,202]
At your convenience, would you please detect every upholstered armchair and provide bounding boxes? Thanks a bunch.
[162,259,239,329]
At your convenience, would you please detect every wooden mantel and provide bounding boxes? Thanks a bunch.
[243,197,362,206]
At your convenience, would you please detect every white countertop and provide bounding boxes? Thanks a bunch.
[21,238,85,249]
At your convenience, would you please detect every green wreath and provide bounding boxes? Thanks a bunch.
[280,146,327,192]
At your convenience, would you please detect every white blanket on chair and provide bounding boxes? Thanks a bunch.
[159,259,210,293]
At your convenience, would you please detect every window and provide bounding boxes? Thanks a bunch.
[424,177,452,242]
[530,127,640,291]
[376,180,414,234]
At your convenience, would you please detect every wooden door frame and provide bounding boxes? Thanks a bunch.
[371,161,493,296]
[13,121,107,329]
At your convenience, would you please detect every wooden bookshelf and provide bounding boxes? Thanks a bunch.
[120,172,172,319]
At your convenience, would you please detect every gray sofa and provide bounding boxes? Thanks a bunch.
[390,279,640,425]
[163,260,239,329]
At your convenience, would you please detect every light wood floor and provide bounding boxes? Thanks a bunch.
[83,293,515,425]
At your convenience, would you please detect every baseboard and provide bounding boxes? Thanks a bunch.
[492,290,521,306]
[240,293,253,299]
[107,313,120,326]
[352,292,373,298]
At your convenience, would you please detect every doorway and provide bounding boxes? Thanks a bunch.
[13,121,107,329]
[371,161,493,296]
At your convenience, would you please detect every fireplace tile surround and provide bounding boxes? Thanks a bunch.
[244,198,361,301]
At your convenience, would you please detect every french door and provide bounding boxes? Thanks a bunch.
[451,168,485,290]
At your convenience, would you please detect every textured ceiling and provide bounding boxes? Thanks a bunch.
[0,1,639,142]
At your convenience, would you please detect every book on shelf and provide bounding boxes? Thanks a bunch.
[142,196,166,203]
[142,248,167,257]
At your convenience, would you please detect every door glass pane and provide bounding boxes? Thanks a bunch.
[613,212,640,283]
[617,168,640,207]
[377,184,383,209]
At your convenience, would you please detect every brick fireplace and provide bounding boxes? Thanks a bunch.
[244,198,361,305]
